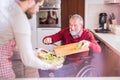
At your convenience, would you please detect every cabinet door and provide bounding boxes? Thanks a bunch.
[101,43,120,76]
[24,66,39,78]
[12,53,25,78]
[12,60,25,78]
[61,0,85,28]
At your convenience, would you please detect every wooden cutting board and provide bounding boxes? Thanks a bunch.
[53,42,89,57]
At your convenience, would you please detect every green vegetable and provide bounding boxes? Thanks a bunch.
[38,51,64,64]
[75,42,84,49]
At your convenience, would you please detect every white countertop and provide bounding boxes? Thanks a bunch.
[4,77,120,80]
[90,29,120,56]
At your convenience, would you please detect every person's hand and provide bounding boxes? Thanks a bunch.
[80,40,90,48]
[48,62,63,70]
[43,37,52,44]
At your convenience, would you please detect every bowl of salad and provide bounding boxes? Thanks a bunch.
[37,48,65,65]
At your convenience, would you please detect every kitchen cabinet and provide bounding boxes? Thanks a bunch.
[61,0,85,29]
[100,42,120,76]
[12,60,25,78]
[36,0,61,51]
[90,29,120,76]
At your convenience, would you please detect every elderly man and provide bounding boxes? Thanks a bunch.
[38,14,102,77]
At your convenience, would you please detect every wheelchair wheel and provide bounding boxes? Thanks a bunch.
[76,65,100,77]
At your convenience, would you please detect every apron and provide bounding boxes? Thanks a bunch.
[0,39,16,78]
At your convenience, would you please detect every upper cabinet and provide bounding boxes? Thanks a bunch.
[104,0,120,3]
[42,0,61,8]
[61,0,85,29]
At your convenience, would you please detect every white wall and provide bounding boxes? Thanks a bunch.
[85,0,104,4]
[85,0,120,29]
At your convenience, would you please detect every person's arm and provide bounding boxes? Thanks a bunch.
[87,31,101,53]
[80,30,101,54]
[10,4,58,69]
[43,28,66,44]
[15,33,52,70]
[14,33,62,70]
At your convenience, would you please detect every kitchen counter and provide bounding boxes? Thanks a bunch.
[4,77,120,80]
[90,28,120,76]
[90,29,120,56]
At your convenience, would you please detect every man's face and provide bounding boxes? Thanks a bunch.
[69,18,82,36]
[25,0,44,19]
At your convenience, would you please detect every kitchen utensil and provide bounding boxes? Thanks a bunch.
[53,42,89,57]
[51,43,58,46]
[99,13,107,29]
[112,20,117,25]
[109,14,112,24]
[109,13,117,25]
[111,13,115,19]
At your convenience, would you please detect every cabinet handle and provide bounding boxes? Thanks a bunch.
[41,29,57,30]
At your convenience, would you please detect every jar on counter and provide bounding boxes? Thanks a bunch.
[110,25,120,35]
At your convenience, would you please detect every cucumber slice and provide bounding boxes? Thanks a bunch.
[75,42,84,49]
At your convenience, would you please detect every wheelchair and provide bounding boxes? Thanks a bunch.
[75,54,100,77]
[76,39,102,77]
[39,54,101,77]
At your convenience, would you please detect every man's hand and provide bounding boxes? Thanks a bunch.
[49,62,63,70]
[80,40,90,48]
[43,37,52,44]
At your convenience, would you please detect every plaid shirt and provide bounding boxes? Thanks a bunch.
[0,39,16,79]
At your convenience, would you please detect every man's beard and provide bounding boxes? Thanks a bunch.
[70,28,81,36]
[25,11,33,19]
